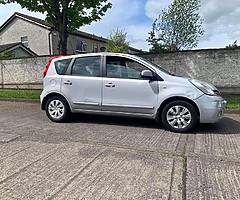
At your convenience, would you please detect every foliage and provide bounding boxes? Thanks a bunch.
[0,50,14,60]
[226,40,240,49]
[148,23,169,53]
[222,95,240,109]
[147,0,204,53]
[107,28,129,53]
[0,0,112,54]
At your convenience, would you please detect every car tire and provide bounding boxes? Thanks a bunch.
[46,96,70,122]
[161,100,199,133]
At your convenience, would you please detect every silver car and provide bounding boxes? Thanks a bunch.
[40,53,226,132]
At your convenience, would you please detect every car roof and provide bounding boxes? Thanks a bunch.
[53,52,140,61]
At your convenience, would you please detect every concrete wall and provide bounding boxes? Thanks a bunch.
[0,48,240,94]
[0,18,50,55]
[0,56,49,89]
[140,48,240,94]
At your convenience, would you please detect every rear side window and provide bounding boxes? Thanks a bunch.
[54,59,72,75]
[71,56,101,77]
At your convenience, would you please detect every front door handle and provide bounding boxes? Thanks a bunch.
[64,80,72,85]
[105,83,115,88]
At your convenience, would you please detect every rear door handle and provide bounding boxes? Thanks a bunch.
[64,80,72,85]
[105,83,115,88]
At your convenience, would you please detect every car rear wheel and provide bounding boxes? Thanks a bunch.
[161,100,198,132]
[46,96,70,122]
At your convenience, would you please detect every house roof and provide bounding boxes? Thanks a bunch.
[0,12,143,53]
[0,42,37,56]
[0,12,108,43]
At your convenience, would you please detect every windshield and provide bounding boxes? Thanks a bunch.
[140,57,174,75]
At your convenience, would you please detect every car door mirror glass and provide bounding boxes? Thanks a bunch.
[141,70,154,78]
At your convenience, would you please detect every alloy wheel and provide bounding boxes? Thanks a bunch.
[48,99,65,119]
[166,105,192,129]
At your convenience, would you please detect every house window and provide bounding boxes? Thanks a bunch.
[21,36,28,47]
[76,40,87,53]
[100,47,106,52]
[93,44,98,53]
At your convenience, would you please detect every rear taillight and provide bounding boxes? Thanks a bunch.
[43,56,61,78]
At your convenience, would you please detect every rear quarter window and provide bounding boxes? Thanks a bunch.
[54,59,72,75]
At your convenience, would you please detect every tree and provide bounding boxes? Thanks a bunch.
[0,0,112,55]
[107,29,129,53]
[147,21,169,53]
[147,0,204,52]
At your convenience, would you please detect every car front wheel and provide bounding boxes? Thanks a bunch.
[46,96,70,122]
[162,100,199,132]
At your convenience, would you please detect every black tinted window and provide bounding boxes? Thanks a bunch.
[72,56,101,77]
[55,59,72,75]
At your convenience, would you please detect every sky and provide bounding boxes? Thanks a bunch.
[0,0,240,51]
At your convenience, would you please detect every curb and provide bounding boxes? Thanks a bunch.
[0,98,39,103]
[225,109,240,114]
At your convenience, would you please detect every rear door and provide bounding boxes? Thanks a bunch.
[102,56,159,114]
[61,55,102,111]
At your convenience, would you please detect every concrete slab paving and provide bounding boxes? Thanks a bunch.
[0,141,182,200]
[0,132,20,143]
[1,101,240,199]
[0,142,58,183]
[52,149,183,200]
[187,156,240,200]
[186,116,240,160]
[0,101,183,155]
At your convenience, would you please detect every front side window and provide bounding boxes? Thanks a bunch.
[54,58,72,75]
[106,56,148,79]
[72,56,101,77]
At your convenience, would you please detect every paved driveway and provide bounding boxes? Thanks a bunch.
[0,101,240,199]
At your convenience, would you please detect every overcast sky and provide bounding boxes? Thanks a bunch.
[0,0,240,51]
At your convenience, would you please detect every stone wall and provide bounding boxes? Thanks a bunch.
[0,56,49,89]
[140,48,240,94]
[0,48,240,94]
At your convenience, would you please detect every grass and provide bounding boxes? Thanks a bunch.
[0,89,41,100]
[0,89,239,109]
[223,95,240,109]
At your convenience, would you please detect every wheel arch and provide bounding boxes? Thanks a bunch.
[41,92,71,111]
[157,96,200,121]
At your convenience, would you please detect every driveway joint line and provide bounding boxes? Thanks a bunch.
[47,150,106,200]
[0,146,59,185]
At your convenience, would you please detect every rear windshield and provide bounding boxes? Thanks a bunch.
[54,58,72,75]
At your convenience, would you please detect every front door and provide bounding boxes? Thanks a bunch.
[102,56,158,114]
[61,56,102,111]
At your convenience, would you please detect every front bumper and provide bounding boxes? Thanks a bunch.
[195,95,227,123]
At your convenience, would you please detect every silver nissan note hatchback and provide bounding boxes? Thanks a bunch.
[40,53,226,133]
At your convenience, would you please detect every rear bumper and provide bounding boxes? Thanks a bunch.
[195,95,227,123]
[40,91,47,110]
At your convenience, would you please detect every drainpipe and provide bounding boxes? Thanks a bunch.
[48,29,53,55]
[0,61,4,89]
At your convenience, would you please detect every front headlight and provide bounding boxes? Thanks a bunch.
[189,79,218,96]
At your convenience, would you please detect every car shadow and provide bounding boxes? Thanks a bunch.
[196,117,240,134]
[70,114,240,134]
[70,113,161,129]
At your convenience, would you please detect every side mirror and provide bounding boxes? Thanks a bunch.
[141,70,154,78]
